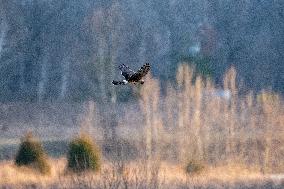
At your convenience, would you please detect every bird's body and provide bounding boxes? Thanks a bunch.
[112,63,150,85]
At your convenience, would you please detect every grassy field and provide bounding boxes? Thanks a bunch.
[1,158,283,189]
[1,66,283,188]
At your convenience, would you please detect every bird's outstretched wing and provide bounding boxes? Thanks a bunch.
[129,63,150,82]
[112,80,127,85]
[119,64,135,80]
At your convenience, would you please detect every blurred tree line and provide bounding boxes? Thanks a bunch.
[0,0,283,102]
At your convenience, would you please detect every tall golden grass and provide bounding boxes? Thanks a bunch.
[140,64,284,173]
[1,158,278,188]
[1,64,283,188]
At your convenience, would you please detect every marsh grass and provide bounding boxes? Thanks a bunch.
[185,159,205,175]
[1,158,283,188]
[14,133,50,174]
[139,64,284,173]
[67,134,101,173]
[1,65,284,188]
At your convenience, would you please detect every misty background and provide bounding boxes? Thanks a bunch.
[0,0,284,161]
[0,0,283,103]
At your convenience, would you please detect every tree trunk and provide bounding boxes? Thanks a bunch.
[38,57,48,102]
[60,58,70,100]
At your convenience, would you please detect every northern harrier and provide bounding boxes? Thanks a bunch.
[112,63,150,85]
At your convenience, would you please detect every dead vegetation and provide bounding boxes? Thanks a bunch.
[1,158,283,189]
[0,65,283,188]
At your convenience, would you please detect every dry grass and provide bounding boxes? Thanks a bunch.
[138,65,284,173]
[0,158,64,188]
[1,65,283,188]
[1,158,283,188]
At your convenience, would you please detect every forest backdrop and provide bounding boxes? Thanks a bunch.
[0,0,283,102]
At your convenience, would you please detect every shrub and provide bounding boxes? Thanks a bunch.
[67,134,101,173]
[15,133,50,174]
[185,160,205,175]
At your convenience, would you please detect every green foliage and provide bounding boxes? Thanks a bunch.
[15,133,50,174]
[67,134,101,173]
[185,160,205,175]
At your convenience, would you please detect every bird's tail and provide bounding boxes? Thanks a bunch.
[112,80,127,85]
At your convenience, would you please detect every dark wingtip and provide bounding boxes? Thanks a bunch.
[145,63,150,69]
[112,80,117,85]
[142,63,150,69]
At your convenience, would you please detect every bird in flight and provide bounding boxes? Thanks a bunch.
[112,63,150,85]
